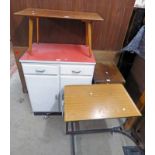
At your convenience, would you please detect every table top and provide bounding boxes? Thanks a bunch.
[14,8,103,21]
[20,43,95,63]
[93,63,125,84]
[64,84,141,122]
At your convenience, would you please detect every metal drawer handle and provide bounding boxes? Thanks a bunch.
[72,70,81,74]
[35,69,46,73]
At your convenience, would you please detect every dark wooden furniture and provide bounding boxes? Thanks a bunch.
[124,55,145,148]
[125,55,145,102]
[93,63,125,84]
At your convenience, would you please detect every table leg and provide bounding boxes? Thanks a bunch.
[66,122,69,134]
[36,17,39,43]
[67,122,139,144]
[66,121,141,155]
[28,17,33,52]
[85,21,92,57]
[71,122,76,155]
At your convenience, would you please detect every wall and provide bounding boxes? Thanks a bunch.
[11,0,135,50]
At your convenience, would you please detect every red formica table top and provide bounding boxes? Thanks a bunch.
[20,43,95,63]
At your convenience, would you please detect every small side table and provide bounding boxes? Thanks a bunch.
[93,63,125,84]
[64,84,141,155]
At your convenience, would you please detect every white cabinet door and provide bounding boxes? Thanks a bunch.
[60,75,93,112]
[25,74,59,112]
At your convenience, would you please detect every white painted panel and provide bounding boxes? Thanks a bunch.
[60,64,95,76]
[25,74,59,112]
[60,75,93,112]
[22,63,59,75]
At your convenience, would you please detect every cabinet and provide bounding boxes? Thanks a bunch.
[15,9,102,114]
[22,63,60,112]
[15,8,103,112]
[21,47,95,113]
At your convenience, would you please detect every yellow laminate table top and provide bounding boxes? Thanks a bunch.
[64,84,141,122]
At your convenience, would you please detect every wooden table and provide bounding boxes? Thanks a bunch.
[93,63,125,84]
[14,8,103,56]
[64,84,140,122]
[64,84,141,155]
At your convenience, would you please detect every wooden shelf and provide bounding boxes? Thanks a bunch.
[14,8,103,21]
[14,8,103,56]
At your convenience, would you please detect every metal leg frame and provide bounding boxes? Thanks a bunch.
[66,121,141,155]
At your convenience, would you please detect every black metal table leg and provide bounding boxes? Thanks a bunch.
[66,121,141,155]
[66,122,69,134]
[71,122,75,155]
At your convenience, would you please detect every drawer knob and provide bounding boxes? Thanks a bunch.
[72,70,81,74]
[35,69,46,73]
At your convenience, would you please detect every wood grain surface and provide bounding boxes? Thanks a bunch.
[93,63,125,84]
[11,0,135,50]
[64,84,141,122]
[14,8,103,21]
[124,92,144,130]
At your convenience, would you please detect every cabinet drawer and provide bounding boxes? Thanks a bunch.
[22,63,59,75]
[60,64,94,76]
